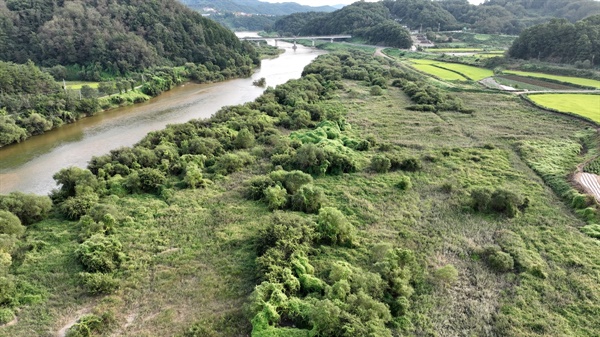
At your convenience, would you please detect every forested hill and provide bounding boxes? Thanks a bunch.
[0,0,259,74]
[509,15,600,66]
[271,0,600,37]
[179,0,336,16]
[271,2,413,48]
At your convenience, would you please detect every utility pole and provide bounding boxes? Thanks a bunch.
[63,79,67,93]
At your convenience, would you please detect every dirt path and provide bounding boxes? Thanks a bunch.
[56,307,92,337]
[374,47,392,60]
[1,316,18,328]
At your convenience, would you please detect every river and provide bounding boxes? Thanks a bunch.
[0,34,325,195]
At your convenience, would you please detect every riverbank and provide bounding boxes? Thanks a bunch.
[0,40,325,194]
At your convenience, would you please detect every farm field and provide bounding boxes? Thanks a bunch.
[496,75,577,90]
[63,81,100,89]
[504,70,600,89]
[434,62,494,81]
[405,59,493,81]
[411,64,469,81]
[527,93,600,123]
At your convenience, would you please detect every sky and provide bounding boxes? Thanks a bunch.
[262,0,485,7]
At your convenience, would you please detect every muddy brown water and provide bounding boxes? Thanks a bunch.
[0,35,325,195]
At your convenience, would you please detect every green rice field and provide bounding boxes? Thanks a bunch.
[433,62,494,81]
[407,59,493,81]
[505,70,600,89]
[528,94,600,123]
[412,64,469,81]
[63,81,100,89]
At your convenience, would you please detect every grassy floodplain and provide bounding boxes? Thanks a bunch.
[504,70,600,89]
[1,50,599,337]
[527,94,600,123]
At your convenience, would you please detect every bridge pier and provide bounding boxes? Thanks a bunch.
[330,38,334,43]
[275,40,277,46]
[312,39,315,47]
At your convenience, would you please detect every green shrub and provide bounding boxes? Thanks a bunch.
[471,188,527,218]
[246,176,276,200]
[370,85,384,96]
[52,167,100,202]
[137,168,167,193]
[291,185,324,214]
[212,152,254,175]
[396,176,412,190]
[433,264,458,286]
[487,251,514,272]
[76,234,125,273]
[234,128,255,149]
[265,185,289,210]
[78,272,120,294]
[0,192,52,225]
[60,193,100,220]
[371,155,392,173]
[316,207,354,246]
[66,313,115,337]
[0,308,14,325]
[269,170,313,194]
[0,210,25,236]
[184,164,206,189]
[398,157,421,171]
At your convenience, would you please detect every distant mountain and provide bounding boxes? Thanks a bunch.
[178,0,337,15]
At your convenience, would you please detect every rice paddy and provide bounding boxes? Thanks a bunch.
[527,93,600,123]
[504,70,600,89]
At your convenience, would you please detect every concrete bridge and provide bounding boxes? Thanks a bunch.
[242,35,352,47]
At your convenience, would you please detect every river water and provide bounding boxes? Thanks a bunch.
[0,34,325,195]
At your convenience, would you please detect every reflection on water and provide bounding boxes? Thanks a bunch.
[0,38,325,195]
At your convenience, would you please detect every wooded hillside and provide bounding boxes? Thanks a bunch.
[0,0,259,74]
[509,15,600,66]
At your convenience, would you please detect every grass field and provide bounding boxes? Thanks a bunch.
[406,59,493,81]
[411,64,469,81]
[527,94,600,123]
[504,70,600,89]
[433,62,494,81]
[2,51,600,337]
[64,81,100,89]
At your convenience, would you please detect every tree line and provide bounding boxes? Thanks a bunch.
[266,0,600,39]
[508,15,600,66]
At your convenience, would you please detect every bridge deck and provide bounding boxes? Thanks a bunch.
[242,35,352,40]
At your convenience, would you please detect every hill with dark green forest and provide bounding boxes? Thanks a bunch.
[179,0,336,15]
[269,0,600,37]
[509,15,600,66]
[271,2,413,48]
[0,0,259,74]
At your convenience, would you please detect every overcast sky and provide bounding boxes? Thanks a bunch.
[262,0,485,7]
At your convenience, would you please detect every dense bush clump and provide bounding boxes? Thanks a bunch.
[76,234,125,273]
[471,188,528,218]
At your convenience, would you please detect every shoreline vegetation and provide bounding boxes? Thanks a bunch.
[0,47,599,336]
[0,44,280,149]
